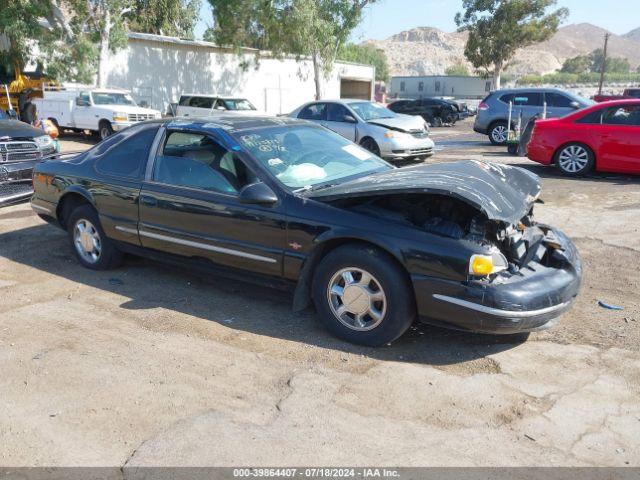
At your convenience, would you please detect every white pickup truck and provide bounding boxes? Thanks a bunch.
[33,87,161,140]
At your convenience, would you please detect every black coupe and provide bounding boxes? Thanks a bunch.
[31,116,582,346]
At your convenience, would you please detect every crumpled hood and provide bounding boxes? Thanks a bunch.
[367,114,426,132]
[308,160,541,225]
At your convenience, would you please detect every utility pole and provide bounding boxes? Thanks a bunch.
[598,33,610,96]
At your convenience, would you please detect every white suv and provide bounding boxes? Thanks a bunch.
[176,94,259,117]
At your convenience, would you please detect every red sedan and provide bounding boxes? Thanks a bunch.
[527,100,640,176]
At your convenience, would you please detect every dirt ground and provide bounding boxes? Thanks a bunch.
[1,120,639,468]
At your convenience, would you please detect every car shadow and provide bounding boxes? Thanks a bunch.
[2,222,527,366]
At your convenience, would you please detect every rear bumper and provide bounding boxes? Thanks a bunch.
[473,119,488,135]
[412,227,582,334]
[526,141,554,166]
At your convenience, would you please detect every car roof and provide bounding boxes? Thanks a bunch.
[162,114,305,133]
[179,93,247,100]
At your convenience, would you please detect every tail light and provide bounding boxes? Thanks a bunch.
[478,102,489,111]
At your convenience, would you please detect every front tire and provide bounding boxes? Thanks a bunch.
[555,143,594,176]
[359,137,381,157]
[312,244,415,346]
[489,121,508,145]
[98,121,114,141]
[67,204,123,270]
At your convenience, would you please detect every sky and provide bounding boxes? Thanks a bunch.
[194,0,640,42]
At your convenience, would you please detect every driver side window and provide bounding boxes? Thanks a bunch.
[153,131,256,194]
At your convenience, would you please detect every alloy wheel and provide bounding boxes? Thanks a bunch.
[73,219,102,264]
[491,125,507,144]
[326,267,387,331]
[558,145,589,173]
[100,127,111,140]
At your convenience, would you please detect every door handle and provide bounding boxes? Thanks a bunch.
[140,195,157,207]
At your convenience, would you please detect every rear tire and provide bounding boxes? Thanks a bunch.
[312,244,415,346]
[489,121,508,145]
[67,204,123,270]
[555,143,594,176]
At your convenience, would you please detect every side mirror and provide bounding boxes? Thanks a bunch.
[215,106,227,111]
[239,182,278,205]
[76,98,88,106]
[343,114,357,123]
[570,101,581,110]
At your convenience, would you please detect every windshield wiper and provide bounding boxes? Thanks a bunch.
[294,183,337,194]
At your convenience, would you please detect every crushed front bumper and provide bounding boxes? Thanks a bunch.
[412,227,582,334]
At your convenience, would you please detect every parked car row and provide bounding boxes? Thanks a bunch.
[471,86,640,176]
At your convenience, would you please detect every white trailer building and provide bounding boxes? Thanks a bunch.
[101,33,375,115]
[389,75,495,100]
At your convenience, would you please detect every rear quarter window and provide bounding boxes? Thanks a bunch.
[95,125,159,179]
[575,110,603,124]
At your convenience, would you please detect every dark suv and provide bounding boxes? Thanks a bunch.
[388,98,468,126]
[473,88,593,145]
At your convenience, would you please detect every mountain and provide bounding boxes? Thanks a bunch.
[366,23,640,77]
[624,27,640,43]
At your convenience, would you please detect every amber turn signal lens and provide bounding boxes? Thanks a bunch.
[470,255,494,276]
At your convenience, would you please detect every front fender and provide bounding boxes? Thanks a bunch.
[291,227,408,312]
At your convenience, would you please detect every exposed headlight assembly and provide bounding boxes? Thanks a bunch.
[469,251,509,276]
[34,135,53,148]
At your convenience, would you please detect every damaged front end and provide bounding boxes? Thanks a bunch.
[309,161,582,333]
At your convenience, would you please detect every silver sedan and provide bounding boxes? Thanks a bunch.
[289,99,435,162]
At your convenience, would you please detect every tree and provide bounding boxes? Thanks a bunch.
[589,48,630,74]
[338,43,389,82]
[0,0,48,68]
[561,54,591,74]
[129,0,201,38]
[3,0,200,86]
[445,61,470,76]
[455,0,568,89]
[208,0,377,99]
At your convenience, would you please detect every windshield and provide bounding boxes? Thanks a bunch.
[223,99,256,111]
[567,91,594,107]
[236,124,391,190]
[349,102,396,121]
[91,92,137,106]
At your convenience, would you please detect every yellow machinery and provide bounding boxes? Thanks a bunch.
[0,63,59,122]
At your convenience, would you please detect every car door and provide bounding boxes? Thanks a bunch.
[137,128,285,276]
[322,103,357,141]
[73,91,94,129]
[545,92,578,118]
[597,104,640,173]
[175,95,192,117]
